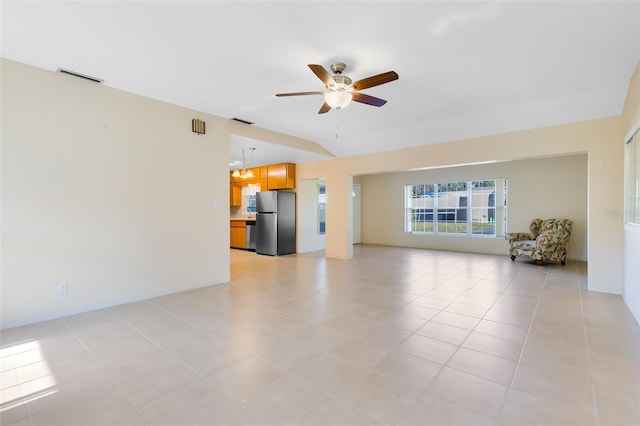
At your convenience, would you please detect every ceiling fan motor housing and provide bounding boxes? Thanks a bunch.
[330,62,347,74]
[329,63,352,91]
[330,75,352,91]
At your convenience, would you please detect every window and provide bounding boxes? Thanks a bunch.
[471,180,498,235]
[242,185,259,213]
[318,181,326,234]
[405,179,507,237]
[626,128,640,225]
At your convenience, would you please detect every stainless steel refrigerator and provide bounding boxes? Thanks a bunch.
[256,191,296,256]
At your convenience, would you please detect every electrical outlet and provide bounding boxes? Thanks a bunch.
[214,259,223,269]
[57,282,68,295]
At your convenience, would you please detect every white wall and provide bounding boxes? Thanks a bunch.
[0,59,317,329]
[624,227,640,324]
[359,155,588,260]
[622,62,640,324]
[0,59,230,328]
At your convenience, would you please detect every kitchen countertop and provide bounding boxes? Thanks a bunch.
[230,217,256,221]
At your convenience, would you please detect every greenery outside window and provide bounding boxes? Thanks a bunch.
[405,179,507,237]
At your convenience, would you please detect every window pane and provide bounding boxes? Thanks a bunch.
[407,184,435,233]
[626,130,640,225]
[437,182,467,234]
[471,180,496,236]
[242,185,259,213]
[318,182,326,234]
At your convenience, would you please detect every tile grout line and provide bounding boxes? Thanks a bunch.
[58,316,152,426]
[577,269,600,425]
[103,305,310,421]
[8,249,627,425]
[394,262,535,422]
[500,262,551,422]
[120,300,379,423]
[2,341,36,426]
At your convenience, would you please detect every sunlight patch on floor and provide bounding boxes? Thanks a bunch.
[0,340,58,412]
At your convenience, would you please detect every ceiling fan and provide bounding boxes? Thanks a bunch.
[276,63,399,114]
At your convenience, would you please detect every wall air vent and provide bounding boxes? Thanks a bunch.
[56,68,104,84]
[231,117,254,125]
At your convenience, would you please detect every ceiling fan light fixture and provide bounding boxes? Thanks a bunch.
[324,90,352,110]
[277,63,397,114]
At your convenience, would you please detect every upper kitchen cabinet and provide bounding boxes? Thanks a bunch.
[231,166,267,183]
[230,184,242,207]
[230,166,268,192]
[267,163,296,190]
[230,163,295,190]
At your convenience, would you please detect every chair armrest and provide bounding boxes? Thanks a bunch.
[505,232,534,243]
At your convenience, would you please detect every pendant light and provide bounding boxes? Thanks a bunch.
[232,147,255,179]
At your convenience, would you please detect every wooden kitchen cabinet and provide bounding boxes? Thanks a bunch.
[242,178,267,191]
[230,184,242,207]
[267,163,296,190]
[258,178,268,191]
[230,168,268,191]
[230,166,267,183]
[230,220,246,249]
[231,164,294,190]
[255,166,267,179]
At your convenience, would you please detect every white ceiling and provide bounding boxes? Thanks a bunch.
[2,1,639,169]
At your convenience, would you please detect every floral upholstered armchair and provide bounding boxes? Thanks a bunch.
[505,218,573,265]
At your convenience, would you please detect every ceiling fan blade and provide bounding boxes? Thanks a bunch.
[318,102,332,114]
[351,71,399,91]
[352,92,387,107]
[308,64,336,86]
[276,91,324,97]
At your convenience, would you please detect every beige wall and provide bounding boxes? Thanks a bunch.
[0,59,317,328]
[298,117,623,295]
[0,59,229,328]
[622,62,640,324]
[359,155,587,261]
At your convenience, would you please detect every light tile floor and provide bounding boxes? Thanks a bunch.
[1,245,640,425]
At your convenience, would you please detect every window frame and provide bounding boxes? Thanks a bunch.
[625,126,640,228]
[404,179,507,238]
[241,185,259,213]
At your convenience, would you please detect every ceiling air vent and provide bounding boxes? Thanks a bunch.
[57,68,104,84]
[231,117,254,125]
